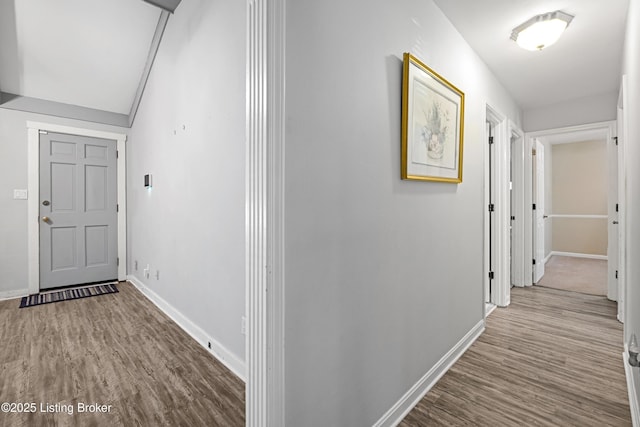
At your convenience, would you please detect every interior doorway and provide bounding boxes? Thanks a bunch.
[524,122,618,301]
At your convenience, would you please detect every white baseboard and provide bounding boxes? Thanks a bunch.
[624,346,640,427]
[127,275,246,381]
[549,251,607,261]
[544,253,553,264]
[485,303,497,317]
[0,288,29,302]
[373,320,485,427]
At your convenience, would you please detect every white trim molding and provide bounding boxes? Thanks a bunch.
[373,320,485,427]
[246,0,286,425]
[0,289,30,302]
[547,214,608,219]
[26,121,127,295]
[486,105,511,307]
[127,276,246,380]
[510,121,526,287]
[548,251,607,261]
[624,347,640,426]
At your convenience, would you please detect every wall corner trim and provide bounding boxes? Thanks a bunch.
[623,346,640,426]
[373,320,486,427]
[127,275,246,381]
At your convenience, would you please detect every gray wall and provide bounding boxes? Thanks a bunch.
[283,0,521,425]
[126,0,246,363]
[523,91,617,132]
[0,108,127,298]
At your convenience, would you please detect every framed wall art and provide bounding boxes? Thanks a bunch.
[401,53,465,183]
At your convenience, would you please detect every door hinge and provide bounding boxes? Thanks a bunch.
[614,137,618,146]
[117,204,119,212]
[532,203,537,210]
[38,130,48,135]
[616,270,619,279]
[533,259,536,265]
[616,203,619,212]
[117,150,119,159]
[489,271,494,280]
[117,257,120,266]
[488,203,495,212]
[489,136,494,145]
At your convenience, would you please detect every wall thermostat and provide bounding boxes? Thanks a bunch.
[144,174,152,188]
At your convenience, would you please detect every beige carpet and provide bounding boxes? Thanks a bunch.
[536,255,608,296]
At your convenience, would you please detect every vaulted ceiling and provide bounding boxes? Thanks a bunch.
[0,0,161,118]
[433,0,629,111]
[0,0,631,127]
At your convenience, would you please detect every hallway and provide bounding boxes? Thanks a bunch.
[401,287,630,426]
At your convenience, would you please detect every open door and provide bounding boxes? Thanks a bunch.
[608,126,619,302]
[616,78,627,323]
[486,121,495,305]
[533,140,545,283]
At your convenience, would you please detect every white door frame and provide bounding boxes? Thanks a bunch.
[27,121,127,294]
[485,105,511,308]
[524,121,617,295]
[509,122,526,287]
[617,76,628,323]
[532,139,546,283]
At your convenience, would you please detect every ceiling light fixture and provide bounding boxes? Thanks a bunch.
[511,10,574,51]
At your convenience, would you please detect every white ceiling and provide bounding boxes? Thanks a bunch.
[432,0,629,110]
[0,0,160,114]
[0,1,629,117]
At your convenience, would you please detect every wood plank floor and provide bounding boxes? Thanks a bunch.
[0,281,244,427]
[401,286,631,426]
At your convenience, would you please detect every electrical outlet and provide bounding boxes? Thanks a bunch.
[156,270,160,280]
[241,316,246,335]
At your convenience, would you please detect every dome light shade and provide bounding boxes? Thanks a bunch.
[511,11,574,51]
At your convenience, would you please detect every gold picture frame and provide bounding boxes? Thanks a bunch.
[401,53,465,183]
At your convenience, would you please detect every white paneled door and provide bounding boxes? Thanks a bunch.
[39,132,118,289]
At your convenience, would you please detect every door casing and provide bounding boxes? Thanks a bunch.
[485,105,517,308]
[524,121,617,296]
[27,121,127,294]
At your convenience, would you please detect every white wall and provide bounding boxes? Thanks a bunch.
[283,0,521,425]
[0,108,127,299]
[523,91,618,132]
[126,0,246,367]
[623,0,640,392]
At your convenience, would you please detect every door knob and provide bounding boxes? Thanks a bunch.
[42,216,50,223]
[613,221,619,224]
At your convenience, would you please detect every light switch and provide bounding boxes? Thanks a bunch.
[13,189,28,200]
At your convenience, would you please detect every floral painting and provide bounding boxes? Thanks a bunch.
[402,53,465,183]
